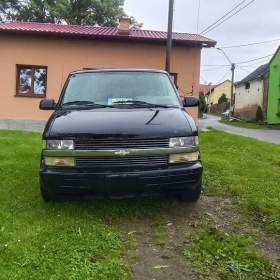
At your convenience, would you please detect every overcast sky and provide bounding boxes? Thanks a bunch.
[124,0,280,84]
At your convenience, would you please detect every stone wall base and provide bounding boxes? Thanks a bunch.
[234,105,259,121]
[0,119,46,132]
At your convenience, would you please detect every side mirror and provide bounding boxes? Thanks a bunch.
[39,99,56,110]
[183,96,199,107]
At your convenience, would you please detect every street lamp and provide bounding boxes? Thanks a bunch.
[217,48,235,110]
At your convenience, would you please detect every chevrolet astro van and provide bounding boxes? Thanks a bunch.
[39,69,202,201]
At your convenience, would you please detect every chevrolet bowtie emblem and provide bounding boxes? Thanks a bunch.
[114,150,130,156]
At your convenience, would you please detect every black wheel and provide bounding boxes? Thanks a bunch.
[177,181,202,202]
[40,179,59,202]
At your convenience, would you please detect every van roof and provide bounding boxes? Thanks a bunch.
[70,69,169,75]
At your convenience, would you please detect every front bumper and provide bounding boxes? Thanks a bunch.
[40,162,203,198]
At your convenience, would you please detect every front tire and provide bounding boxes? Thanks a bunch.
[177,180,202,202]
[40,179,59,202]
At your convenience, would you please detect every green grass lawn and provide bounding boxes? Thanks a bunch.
[220,119,280,130]
[184,228,279,280]
[0,129,279,279]
[0,130,176,279]
[200,129,280,234]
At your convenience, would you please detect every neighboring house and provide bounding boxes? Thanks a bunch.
[234,64,269,120]
[0,19,216,123]
[199,83,212,95]
[267,46,280,124]
[206,79,232,106]
[234,46,280,124]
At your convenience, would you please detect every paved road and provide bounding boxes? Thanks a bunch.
[199,114,280,145]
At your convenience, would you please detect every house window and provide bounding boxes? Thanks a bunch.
[16,65,47,97]
[245,82,250,90]
[169,73,178,88]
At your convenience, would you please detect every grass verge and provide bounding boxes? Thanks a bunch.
[184,227,280,280]
[220,119,280,130]
[200,129,280,234]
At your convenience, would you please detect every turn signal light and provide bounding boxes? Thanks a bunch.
[169,152,199,163]
[44,157,75,167]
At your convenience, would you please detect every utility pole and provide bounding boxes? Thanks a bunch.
[217,48,235,110]
[230,63,235,108]
[165,0,174,73]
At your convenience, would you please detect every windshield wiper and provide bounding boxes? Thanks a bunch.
[112,100,177,108]
[62,101,114,108]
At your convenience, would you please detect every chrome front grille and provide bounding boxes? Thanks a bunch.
[76,155,168,168]
[75,138,169,150]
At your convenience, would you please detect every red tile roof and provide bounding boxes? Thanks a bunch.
[0,21,216,47]
[199,84,212,94]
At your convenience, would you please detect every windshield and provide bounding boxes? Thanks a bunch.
[61,71,181,107]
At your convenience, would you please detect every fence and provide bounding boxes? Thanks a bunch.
[208,102,230,115]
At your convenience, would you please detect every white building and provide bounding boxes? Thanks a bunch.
[234,64,269,120]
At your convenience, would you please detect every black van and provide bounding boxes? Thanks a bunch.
[39,69,202,201]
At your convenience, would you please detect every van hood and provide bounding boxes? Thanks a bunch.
[43,108,197,139]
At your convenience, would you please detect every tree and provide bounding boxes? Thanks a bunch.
[0,0,141,27]
[218,93,228,104]
[199,92,207,114]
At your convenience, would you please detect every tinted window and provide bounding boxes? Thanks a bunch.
[62,72,180,106]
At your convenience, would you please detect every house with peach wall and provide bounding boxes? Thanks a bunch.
[0,19,215,128]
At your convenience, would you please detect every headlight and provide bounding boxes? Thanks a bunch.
[44,157,75,167]
[44,140,74,150]
[169,136,198,148]
[169,152,199,163]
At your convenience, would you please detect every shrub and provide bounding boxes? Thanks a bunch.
[218,93,228,104]
[199,92,207,113]
[256,106,264,122]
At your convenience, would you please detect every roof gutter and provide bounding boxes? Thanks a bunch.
[0,29,217,48]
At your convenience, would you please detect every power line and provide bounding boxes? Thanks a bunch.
[201,64,229,68]
[200,0,248,34]
[240,59,271,68]
[216,68,231,84]
[202,66,228,71]
[236,54,273,64]
[200,74,208,84]
[237,65,251,74]
[201,0,257,35]
[238,56,272,67]
[202,64,230,67]
[202,0,257,35]
[218,38,280,49]
[217,47,233,64]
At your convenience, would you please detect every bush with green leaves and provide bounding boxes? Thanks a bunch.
[218,93,228,104]
[199,92,207,113]
[256,106,264,122]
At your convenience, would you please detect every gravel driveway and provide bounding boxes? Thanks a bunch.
[199,114,280,145]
